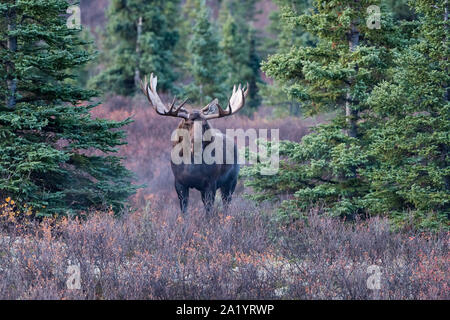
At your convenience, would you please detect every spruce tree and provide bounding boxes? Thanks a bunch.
[363,0,449,229]
[260,0,314,117]
[73,27,97,89]
[91,0,180,96]
[242,0,401,219]
[263,0,314,56]
[221,14,248,90]
[219,0,263,113]
[219,0,261,25]
[176,0,201,65]
[246,27,263,111]
[184,4,227,105]
[0,0,136,216]
[221,13,262,113]
[385,0,415,21]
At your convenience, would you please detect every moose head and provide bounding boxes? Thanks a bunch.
[140,73,248,215]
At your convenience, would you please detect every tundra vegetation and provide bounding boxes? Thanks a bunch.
[0,0,448,299]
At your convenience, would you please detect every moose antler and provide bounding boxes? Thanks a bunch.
[201,83,249,120]
[140,73,190,119]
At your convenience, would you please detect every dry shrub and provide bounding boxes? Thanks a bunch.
[0,198,448,300]
[275,214,449,299]
[0,199,278,299]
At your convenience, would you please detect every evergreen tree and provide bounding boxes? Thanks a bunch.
[221,13,248,88]
[260,0,314,117]
[385,0,415,21]
[219,0,261,25]
[263,0,314,56]
[184,4,227,105]
[91,0,180,96]
[0,0,137,216]
[175,0,201,65]
[363,0,449,229]
[218,0,263,113]
[242,0,402,220]
[246,27,263,111]
[73,27,98,89]
[221,12,263,113]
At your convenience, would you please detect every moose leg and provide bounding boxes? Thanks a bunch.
[220,179,237,212]
[175,182,189,214]
[201,185,216,217]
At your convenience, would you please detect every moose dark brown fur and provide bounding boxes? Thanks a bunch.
[141,74,248,215]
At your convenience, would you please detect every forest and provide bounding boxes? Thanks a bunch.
[0,0,448,300]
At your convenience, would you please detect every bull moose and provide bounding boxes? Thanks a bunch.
[140,74,248,215]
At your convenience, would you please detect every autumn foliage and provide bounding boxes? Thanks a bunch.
[0,197,448,299]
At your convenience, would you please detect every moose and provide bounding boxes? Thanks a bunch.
[140,74,248,215]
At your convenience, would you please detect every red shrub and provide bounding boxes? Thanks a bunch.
[0,201,448,299]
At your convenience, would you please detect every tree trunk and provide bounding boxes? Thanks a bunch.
[6,4,17,109]
[443,1,449,191]
[345,18,359,138]
[134,16,143,88]
[444,1,448,103]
